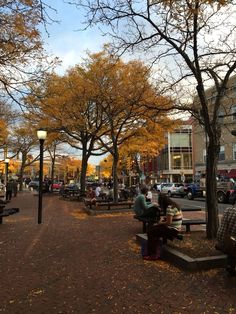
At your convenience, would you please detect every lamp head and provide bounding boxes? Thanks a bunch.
[5,158,9,164]
[37,129,47,140]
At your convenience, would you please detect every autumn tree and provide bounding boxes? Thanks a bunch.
[9,125,39,190]
[0,101,12,149]
[119,119,178,179]
[87,51,173,201]
[100,157,112,178]
[24,70,106,195]
[72,0,236,237]
[0,0,56,104]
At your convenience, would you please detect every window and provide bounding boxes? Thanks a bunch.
[218,110,224,123]
[183,153,192,169]
[232,105,236,120]
[169,133,191,147]
[203,149,207,162]
[171,154,181,169]
[219,146,225,161]
[233,144,236,160]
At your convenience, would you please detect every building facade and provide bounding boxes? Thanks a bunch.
[156,124,193,183]
[193,74,236,179]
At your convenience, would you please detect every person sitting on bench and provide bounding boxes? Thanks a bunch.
[87,187,97,205]
[143,194,183,260]
[134,186,159,219]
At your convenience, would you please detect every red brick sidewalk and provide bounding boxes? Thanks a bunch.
[0,191,235,313]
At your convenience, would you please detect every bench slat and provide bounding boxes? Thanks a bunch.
[182,219,206,232]
[182,208,203,212]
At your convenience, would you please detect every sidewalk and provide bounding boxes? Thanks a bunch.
[0,191,235,313]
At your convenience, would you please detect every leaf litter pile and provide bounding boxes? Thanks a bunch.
[73,210,223,258]
[167,231,224,258]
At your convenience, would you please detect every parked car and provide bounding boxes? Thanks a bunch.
[51,181,63,191]
[63,183,80,193]
[183,182,203,200]
[28,179,47,192]
[151,183,164,192]
[198,176,236,203]
[28,180,40,190]
[160,183,185,197]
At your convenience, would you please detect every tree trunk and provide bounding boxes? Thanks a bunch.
[80,154,88,196]
[18,166,24,192]
[205,134,220,239]
[50,156,56,192]
[18,152,27,191]
[113,153,119,202]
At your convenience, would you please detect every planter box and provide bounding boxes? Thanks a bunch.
[136,233,227,271]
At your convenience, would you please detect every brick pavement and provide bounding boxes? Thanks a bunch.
[0,191,235,313]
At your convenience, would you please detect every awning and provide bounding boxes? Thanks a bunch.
[228,169,236,178]
[217,169,228,175]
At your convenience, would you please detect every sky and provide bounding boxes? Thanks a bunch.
[43,1,106,74]
[42,1,107,165]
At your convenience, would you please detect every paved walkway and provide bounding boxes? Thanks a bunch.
[0,191,235,313]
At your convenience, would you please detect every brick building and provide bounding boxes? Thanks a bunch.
[193,74,236,179]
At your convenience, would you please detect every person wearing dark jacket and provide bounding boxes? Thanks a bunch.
[6,179,14,201]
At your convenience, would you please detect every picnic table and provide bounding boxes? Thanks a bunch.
[61,188,81,200]
[0,206,20,224]
[134,207,206,233]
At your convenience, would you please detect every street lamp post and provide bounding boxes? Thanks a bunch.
[37,129,47,224]
[5,158,9,185]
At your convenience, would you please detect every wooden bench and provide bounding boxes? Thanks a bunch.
[96,201,134,211]
[84,198,134,211]
[182,207,203,212]
[84,198,109,208]
[134,215,206,233]
[0,208,20,224]
[182,219,206,232]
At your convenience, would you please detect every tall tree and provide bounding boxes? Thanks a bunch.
[73,0,236,238]
[24,70,106,195]
[86,51,173,201]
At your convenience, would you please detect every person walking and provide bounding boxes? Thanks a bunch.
[6,179,14,202]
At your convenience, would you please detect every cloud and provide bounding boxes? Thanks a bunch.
[43,28,106,74]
